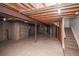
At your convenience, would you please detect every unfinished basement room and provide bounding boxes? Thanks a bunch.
[0,3,79,56]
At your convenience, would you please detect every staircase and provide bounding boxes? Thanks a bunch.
[64,28,79,56]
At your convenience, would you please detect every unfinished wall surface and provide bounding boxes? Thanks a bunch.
[0,18,71,41]
[70,15,79,47]
[64,18,70,28]
[12,22,20,40]
[0,21,29,41]
[19,22,28,40]
[28,24,35,36]
[8,22,15,40]
[38,25,47,36]
[0,21,9,41]
[0,21,14,41]
[10,22,28,40]
[0,21,4,41]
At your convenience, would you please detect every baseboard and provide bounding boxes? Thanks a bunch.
[71,27,79,48]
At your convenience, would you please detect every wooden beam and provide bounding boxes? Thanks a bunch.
[28,7,79,17]
[20,3,31,9]
[4,3,23,11]
[30,12,75,18]
[23,3,33,9]
[25,9,56,15]
[3,3,79,16]
[42,3,46,7]
[23,14,49,25]
[30,15,60,19]
[22,4,79,15]
[17,3,29,9]
[0,6,34,22]
[28,3,35,8]
[59,19,65,49]
[29,17,60,22]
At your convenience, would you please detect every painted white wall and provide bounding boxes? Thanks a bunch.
[70,15,79,47]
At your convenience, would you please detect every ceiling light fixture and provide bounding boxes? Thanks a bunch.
[3,18,6,21]
[57,8,61,15]
[24,21,28,23]
[75,12,79,15]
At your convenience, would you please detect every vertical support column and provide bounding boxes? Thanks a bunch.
[14,22,20,40]
[45,26,47,36]
[52,25,54,37]
[27,24,29,39]
[50,25,51,40]
[55,26,57,38]
[35,23,37,41]
[59,19,65,49]
[3,18,7,40]
[3,19,5,40]
[50,25,52,40]
[58,22,60,40]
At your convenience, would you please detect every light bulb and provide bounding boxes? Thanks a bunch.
[3,18,6,21]
[75,12,79,15]
[57,9,61,15]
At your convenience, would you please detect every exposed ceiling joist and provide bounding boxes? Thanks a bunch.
[1,3,79,25]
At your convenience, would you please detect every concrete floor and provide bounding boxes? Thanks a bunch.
[0,28,79,56]
[0,36,64,56]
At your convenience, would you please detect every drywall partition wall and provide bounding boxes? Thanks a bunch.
[70,15,79,47]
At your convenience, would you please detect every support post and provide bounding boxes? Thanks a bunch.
[45,26,47,36]
[27,24,29,39]
[59,19,65,49]
[50,25,52,40]
[55,26,58,38]
[3,19,6,40]
[35,23,37,41]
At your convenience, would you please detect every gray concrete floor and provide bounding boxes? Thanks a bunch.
[0,36,64,56]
